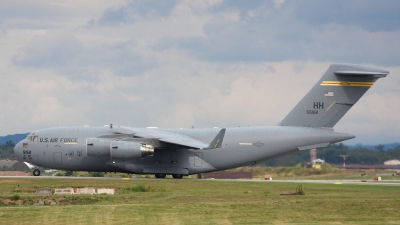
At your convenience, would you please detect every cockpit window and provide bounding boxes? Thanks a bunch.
[28,135,39,142]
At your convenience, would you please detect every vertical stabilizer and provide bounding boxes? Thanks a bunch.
[279,64,389,128]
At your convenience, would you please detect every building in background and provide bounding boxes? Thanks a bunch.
[384,159,400,165]
[310,149,317,164]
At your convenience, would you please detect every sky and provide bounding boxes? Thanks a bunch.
[0,0,399,145]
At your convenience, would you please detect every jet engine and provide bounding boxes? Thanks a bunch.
[110,141,154,160]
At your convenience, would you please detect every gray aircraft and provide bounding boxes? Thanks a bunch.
[14,64,389,178]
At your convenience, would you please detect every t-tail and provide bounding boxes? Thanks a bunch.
[279,63,389,128]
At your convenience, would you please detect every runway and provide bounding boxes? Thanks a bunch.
[1,176,400,186]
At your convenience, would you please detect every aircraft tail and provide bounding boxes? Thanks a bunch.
[279,64,389,128]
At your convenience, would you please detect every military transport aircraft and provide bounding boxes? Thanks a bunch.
[14,64,389,178]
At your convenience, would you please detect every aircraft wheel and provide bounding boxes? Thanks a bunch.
[33,169,41,176]
[172,174,183,179]
[155,173,166,179]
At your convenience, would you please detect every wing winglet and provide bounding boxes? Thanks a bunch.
[205,128,226,149]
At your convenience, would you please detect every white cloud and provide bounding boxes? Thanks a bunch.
[0,0,399,146]
[13,30,82,68]
[274,0,285,8]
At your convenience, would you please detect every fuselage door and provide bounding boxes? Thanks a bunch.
[54,152,62,165]
[194,152,203,167]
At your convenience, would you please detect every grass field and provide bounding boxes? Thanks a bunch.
[1,177,400,224]
[227,165,400,181]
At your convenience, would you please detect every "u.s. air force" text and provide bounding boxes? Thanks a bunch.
[39,138,78,143]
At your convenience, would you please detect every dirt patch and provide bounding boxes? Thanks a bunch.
[44,199,54,205]
[15,200,23,205]
[0,179,30,183]
[203,172,252,179]
[0,171,31,176]
[2,199,11,204]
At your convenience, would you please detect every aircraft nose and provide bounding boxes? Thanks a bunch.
[14,141,23,158]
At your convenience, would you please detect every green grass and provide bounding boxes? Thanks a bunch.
[0,178,400,224]
[228,165,400,181]
[120,183,166,193]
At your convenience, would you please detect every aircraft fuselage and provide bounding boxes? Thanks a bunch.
[14,125,353,175]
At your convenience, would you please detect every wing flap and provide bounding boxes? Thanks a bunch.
[297,142,330,151]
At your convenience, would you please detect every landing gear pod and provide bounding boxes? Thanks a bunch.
[110,141,154,160]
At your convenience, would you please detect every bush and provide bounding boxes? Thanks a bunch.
[65,171,73,176]
[53,170,80,176]
[130,184,150,192]
[120,184,166,193]
[104,172,131,178]
[10,193,20,200]
[90,172,105,177]
[53,171,66,176]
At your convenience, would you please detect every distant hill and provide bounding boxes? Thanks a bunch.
[0,133,29,145]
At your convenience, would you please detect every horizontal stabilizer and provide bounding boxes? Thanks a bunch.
[334,70,389,76]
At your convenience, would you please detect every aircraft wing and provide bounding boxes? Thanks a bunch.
[157,136,209,149]
[115,126,225,149]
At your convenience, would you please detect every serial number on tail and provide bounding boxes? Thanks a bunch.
[306,110,318,114]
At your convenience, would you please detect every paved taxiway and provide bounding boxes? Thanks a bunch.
[1,176,400,186]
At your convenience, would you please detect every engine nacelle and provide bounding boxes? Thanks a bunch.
[110,141,154,160]
[86,138,111,157]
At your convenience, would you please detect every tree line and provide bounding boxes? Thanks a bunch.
[0,140,16,159]
[259,143,400,167]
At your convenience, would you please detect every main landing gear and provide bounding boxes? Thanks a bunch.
[33,169,41,176]
[172,174,183,179]
[154,173,183,179]
[155,173,166,178]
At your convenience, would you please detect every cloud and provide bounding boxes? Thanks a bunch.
[291,0,400,32]
[12,31,160,78]
[13,30,82,68]
[150,1,400,66]
[96,0,178,25]
[1,1,400,146]
[0,0,67,30]
[78,40,161,77]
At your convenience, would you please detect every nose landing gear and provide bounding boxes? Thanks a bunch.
[33,169,41,176]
